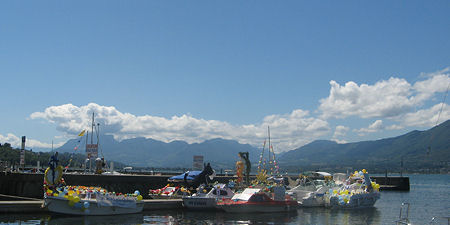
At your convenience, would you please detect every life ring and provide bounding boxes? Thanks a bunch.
[44,165,63,185]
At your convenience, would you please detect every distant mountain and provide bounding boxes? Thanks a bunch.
[278,120,450,172]
[56,120,450,172]
[56,136,261,169]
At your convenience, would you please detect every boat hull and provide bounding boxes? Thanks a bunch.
[217,201,298,213]
[326,192,380,209]
[182,197,218,210]
[44,197,144,215]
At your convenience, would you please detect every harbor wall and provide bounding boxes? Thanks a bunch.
[0,173,172,199]
[371,176,410,191]
[0,173,234,199]
[0,173,409,199]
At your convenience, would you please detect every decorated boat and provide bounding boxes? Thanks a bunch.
[183,183,235,210]
[287,171,335,207]
[216,187,298,213]
[149,163,216,199]
[324,170,380,209]
[149,184,187,199]
[43,166,144,215]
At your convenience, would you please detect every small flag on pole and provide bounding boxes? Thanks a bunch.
[78,130,86,137]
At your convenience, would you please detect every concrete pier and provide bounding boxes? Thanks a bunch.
[371,176,410,191]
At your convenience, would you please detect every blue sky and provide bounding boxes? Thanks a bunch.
[1,1,449,152]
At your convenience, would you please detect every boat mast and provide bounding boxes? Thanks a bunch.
[91,112,94,145]
[268,126,272,175]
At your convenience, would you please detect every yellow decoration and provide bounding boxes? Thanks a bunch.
[362,169,367,174]
[137,195,143,201]
[73,196,80,203]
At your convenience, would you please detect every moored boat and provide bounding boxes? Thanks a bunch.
[43,183,144,215]
[288,171,335,207]
[325,170,380,209]
[216,187,298,213]
[183,183,234,210]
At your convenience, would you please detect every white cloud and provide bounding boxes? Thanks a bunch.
[355,120,385,135]
[319,68,450,120]
[0,133,64,149]
[397,103,450,128]
[331,125,350,144]
[413,68,450,103]
[30,103,330,152]
[333,125,349,138]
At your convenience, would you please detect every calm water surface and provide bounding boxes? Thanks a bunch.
[1,174,449,225]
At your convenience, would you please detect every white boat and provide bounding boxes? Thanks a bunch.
[43,170,144,215]
[216,187,298,213]
[288,182,329,207]
[287,171,343,207]
[182,184,234,210]
[325,171,380,209]
[44,194,144,215]
[288,172,335,207]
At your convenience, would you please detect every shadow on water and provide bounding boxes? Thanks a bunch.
[0,212,145,225]
[144,209,299,224]
[47,213,144,225]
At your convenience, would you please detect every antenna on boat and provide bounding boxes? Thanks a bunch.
[268,126,272,175]
[91,112,95,145]
[258,139,266,173]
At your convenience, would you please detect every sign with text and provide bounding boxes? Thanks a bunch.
[86,144,98,158]
[193,155,204,170]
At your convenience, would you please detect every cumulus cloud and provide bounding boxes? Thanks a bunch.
[333,125,350,138]
[355,120,385,135]
[319,68,450,120]
[397,103,450,128]
[0,133,64,149]
[331,125,350,143]
[30,103,330,152]
[414,68,450,103]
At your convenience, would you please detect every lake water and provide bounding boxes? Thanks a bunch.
[1,174,449,225]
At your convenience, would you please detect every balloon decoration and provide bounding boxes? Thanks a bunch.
[44,183,143,212]
[327,169,380,206]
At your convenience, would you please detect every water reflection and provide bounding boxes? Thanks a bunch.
[298,207,381,225]
[0,208,381,225]
[144,209,299,225]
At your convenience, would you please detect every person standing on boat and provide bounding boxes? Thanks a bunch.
[48,152,59,184]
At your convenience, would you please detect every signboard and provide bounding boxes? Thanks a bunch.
[193,155,204,170]
[86,144,98,158]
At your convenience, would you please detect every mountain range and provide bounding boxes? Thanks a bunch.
[56,120,450,172]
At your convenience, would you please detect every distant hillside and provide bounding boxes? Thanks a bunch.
[278,120,450,172]
[56,137,261,169]
[55,120,450,172]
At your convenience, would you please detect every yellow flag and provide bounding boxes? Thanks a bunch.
[78,130,86,137]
